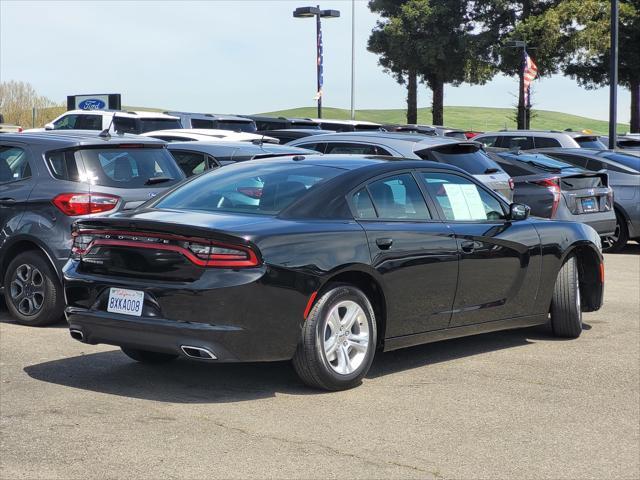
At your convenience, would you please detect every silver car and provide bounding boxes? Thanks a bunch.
[288,131,514,200]
[475,130,607,150]
[536,148,640,252]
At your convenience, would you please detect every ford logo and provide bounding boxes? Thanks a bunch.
[78,99,106,110]
[148,192,158,198]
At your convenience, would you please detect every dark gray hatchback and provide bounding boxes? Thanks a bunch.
[0,131,184,326]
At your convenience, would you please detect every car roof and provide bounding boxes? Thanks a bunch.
[1,130,165,147]
[245,153,463,172]
[479,130,596,138]
[290,130,468,147]
[166,141,313,155]
[165,111,253,122]
[312,118,381,126]
[63,109,178,120]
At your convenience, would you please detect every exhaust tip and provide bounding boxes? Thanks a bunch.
[69,329,84,342]
[181,345,217,360]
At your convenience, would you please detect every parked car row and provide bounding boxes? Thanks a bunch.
[0,126,610,390]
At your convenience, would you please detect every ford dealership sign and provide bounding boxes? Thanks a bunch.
[67,93,121,111]
[78,98,106,110]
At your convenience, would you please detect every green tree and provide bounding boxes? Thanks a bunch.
[558,0,640,133]
[369,0,493,126]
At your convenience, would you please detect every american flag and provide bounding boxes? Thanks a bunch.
[523,52,538,106]
[315,21,324,100]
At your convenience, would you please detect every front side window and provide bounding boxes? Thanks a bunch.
[155,162,342,215]
[420,172,505,221]
[53,114,79,130]
[170,150,208,177]
[190,119,216,129]
[0,146,31,183]
[137,118,182,133]
[477,136,498,147]
[365,174,431,220]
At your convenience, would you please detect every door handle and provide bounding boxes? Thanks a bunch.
[0,197,16,206]
[376,237,393,250]
[461,240,476,253]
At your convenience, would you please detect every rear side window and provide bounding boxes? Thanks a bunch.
[425,145,502,175]
[190,119,216,129]
[72,147,183,188]
[216,121,256,133]
[0,146,31,183]
[137,118,182,133]
[601,153,640,172]
[46,150,81,181]
[113,117,137,134]
[155,162,341,215]
[352,188,377,219]
[296,143,324,153]
[502,136,534,150]
[420,173,505,221]
[534,137,562,148]
[365,174,431,220]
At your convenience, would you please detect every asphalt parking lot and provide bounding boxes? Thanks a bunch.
[1,246,638,480]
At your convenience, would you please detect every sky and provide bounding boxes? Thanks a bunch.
[0,0,632,122]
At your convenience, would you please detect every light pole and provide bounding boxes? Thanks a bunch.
[609,0,619,149]
[293,5,340,119]
[350,0,355,120]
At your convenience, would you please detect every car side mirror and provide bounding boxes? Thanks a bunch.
[509,203,530,221]
[44,123,54,130]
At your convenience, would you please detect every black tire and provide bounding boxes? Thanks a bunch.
[602,210,629,253]
[550,255,583,338]
[292,284,377,391]
[3,250,64,327]
[121,347,178,364]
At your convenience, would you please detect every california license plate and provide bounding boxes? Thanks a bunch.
[581,197,598,213]
[107,288,144,317]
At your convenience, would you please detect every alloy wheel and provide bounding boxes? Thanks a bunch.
[322,300,370,375]
[9,264,45,316]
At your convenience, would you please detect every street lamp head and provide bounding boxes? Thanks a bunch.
[293,6,321,18]
[320,9,340,18]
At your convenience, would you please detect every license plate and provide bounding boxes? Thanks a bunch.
[581,197,599,213]
[107,288,144,317]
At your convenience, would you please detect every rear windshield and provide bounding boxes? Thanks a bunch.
[422,145,502,175]
[600,152,640,172]
[155,162,341,215]
[48,147,184,188]
[137,118,182,133]
[575,136,607,149]
[444,131,467,139]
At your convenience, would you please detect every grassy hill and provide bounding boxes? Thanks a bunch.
[259,106,628,134]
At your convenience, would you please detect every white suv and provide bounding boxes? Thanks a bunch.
[474,130,607,150]
[35,110,182,135]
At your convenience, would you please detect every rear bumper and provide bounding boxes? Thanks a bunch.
[63,260,310,362]
[555,210,616,236]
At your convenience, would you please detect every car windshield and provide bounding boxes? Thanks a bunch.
[155,161,342,215]
[137,118,182,133]
[75,147,184,188]
[575,136,607,149]
[600,152,640,172]
[422,145,502,175]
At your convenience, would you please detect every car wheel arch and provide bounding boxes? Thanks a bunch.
[0,237,60,286]
[562,243,603,313]
[316,268,387,349]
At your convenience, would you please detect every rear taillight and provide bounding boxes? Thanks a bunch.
[508,178,515,190]
[53,193,119,216]
[72,229,260,268]
[531,177,561,218]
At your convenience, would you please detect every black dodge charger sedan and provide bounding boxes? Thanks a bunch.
[64,155,604,390]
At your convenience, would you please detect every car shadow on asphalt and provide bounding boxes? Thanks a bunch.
[22,322,578,403]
